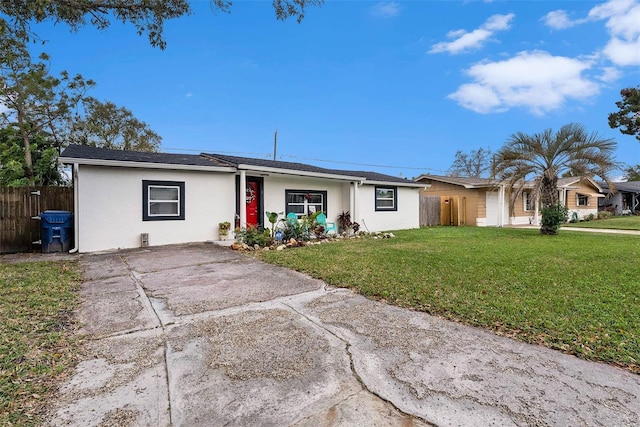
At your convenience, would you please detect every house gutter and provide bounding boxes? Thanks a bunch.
[363,179,427,189]
[57,157,237,173]
[236,164,364,182]
[69,163,79,254]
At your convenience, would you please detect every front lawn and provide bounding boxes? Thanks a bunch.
[258,227,639,373]
[0,261,81,426]
[565,215,640,230]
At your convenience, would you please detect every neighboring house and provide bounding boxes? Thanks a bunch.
[599,181,640,215]
[414,175,603,227]
[59,145,425,253]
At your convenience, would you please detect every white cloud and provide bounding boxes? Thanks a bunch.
[541,10,586,29]
[448,50,600,114]
[543,0,640,66]
[594,0,640,66]
[370,2,402,18]
[185,91,193,98]
[429,13,514,54]
[599,66,622,82]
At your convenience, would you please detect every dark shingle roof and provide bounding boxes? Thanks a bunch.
[415,174,500,188]
[60,145,417,184]
[600,181,640,193]
[60,144,218,167]
[203,153,416,184]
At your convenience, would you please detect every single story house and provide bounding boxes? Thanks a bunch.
[598,181,640,215]
[414,174,603,227]
[59,144,425,253]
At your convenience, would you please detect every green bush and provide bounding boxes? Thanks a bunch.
[598,211,612,220]
[585,213,595,221]
[235,225,272,247]
[541,203,569,235]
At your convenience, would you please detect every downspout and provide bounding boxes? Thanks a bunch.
[352,181,361,224]
[239,170,247,228]
[69,163,79,253]
[498,185,505,227]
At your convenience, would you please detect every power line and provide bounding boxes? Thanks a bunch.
[281,154,446,173]
[161,146,445,173]
[163,147,272,158]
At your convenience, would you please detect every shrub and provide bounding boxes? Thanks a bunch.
[235,225,272,247]
[541,203,568,235]
[598,211,612,220]
[585,213,595,221]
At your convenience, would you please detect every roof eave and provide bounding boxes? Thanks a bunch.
[237,164,365,182]
[58,156,237,172]
[415,175,496,189]
[364,179,428,188]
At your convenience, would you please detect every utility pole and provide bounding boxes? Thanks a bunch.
[273,130,278,161]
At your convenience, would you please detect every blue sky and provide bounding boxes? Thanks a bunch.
[26,0,640,179]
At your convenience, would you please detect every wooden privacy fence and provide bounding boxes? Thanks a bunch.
[0,186,74,254]
[419,195,441,227]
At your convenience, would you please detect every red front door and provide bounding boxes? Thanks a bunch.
[246,180,259,226]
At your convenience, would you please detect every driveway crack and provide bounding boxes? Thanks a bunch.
[121,255,173,426]
[282,302,435,426]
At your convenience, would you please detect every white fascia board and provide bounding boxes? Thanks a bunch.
[415,175,493,189]
[58,157,237,173]
[237,164,364,182]
[362,180,428,189]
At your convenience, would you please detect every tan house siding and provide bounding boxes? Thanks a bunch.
[416,175,603,227]
[421,182,481,226]
[565,184,599,210]
[563,179,601,219]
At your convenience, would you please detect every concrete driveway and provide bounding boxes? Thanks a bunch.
[46,243,640,426]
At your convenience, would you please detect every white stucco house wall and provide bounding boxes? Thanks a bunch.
[59,145,425,253]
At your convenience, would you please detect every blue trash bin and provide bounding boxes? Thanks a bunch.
[41,210,73,253]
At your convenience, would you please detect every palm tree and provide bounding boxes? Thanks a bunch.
[492,123,619,235]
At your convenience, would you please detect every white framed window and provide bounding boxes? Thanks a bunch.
[523,191,533,212]
[375,186,397,211]
[285,190,326,218]
[576,193,589,207]
[143,180,185,221]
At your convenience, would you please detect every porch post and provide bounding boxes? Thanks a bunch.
[534,196,539,225]
[352,181,359,224]
[239,170,247,228]
[498,185,505,227]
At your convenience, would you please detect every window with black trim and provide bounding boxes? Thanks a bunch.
[576,193,589,206]
[523,191,533,211]
[375,186,397,211]
[143,180,185,221]
[285,190,327,218]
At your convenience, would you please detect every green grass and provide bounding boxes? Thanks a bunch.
[258,227,640,373]
[0,261,81,426]
[565,215,640,230]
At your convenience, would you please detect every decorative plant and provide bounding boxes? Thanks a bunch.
[337,211,352,233]
[218,221,231,240]
[266,211,283,237]
[235,225,272,247]
[281,218,310,241]
[351,222,360,233]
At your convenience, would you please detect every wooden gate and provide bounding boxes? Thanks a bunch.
[419,195,441,227]
[439,196,467,226]
[0,186,73,254]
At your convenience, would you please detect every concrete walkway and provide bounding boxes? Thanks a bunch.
[45,243,640,426]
